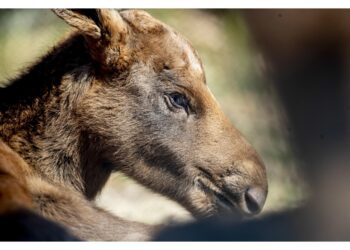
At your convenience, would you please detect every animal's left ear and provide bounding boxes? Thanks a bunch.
[52,9,129,70]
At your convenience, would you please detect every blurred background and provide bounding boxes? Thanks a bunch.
[0,9,312,225]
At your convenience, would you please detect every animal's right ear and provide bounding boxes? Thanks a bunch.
[52,9,129,70]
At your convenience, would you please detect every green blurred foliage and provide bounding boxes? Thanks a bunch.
[0,10,306,222]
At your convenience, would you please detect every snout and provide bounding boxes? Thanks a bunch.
[194,160,268,216]
[221,162,268,216]
[188,140,268,218]
[215,179,267,216]
[192,160,268,218]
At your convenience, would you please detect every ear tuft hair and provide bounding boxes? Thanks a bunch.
[52,9,129,70]
[52,9,102,39]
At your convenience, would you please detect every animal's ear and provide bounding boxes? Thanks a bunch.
[52,9,129,70]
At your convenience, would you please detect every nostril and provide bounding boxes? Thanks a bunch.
[244,186,266,214]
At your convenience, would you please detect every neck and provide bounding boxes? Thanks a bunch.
[0,33,111,199]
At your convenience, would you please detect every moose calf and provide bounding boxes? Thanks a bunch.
[0,9,268,240]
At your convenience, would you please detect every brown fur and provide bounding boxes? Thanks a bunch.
[0,9,268,240]
[0,140,32,214]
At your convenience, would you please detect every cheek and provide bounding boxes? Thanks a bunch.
[78,87,138,136]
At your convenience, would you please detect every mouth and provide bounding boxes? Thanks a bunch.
[195,177,243,217]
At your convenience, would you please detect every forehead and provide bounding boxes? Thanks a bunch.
[167,30,204,77]
[122,10,206,83]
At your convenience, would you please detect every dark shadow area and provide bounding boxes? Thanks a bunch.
[0,209,79,241]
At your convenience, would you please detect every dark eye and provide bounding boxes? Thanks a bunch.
[168,93,190,113]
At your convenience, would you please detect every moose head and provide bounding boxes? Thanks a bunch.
[52,9,268,218]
